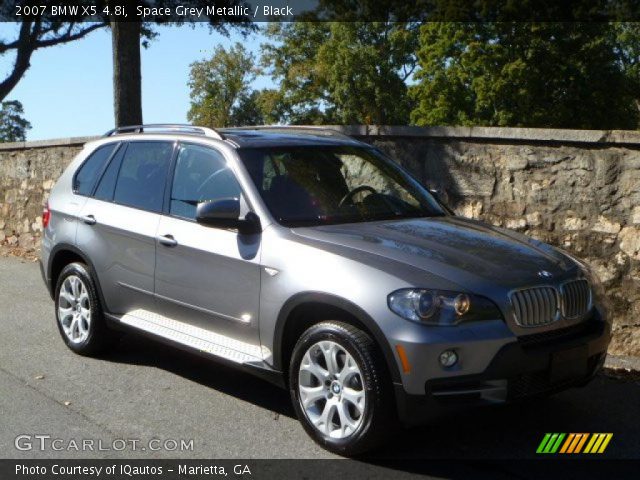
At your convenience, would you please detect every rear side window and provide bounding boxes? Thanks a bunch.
[73,143,118,196]
[113,141,173,212]
[94,145,125,202]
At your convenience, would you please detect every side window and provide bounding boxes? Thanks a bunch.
[74,143,118,196]
[170,143,241,220]
[113,141,173,212]
[94,144,125,202]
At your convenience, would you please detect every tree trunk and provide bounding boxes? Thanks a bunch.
[111,21,142,127]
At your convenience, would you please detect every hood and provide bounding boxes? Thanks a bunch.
[292,216,578,291]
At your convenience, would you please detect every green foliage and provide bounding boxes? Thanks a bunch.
[230,91,265,126]
[187,43,259,127]
[261,22,418,125]
[615,23,640,92]
[253,88,288,125]
[189,21,640,130]
[410,23,640,129]
[0,100,31,142]
[113,2,256,127]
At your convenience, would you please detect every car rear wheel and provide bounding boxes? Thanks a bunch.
[289,321,393,456]
[55,262,118,356]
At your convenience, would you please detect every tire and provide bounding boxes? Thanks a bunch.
[54,262,118,356]
[289,321,394,456]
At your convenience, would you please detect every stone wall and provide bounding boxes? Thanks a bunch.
[1,127,638,355]
[0,137,91,248]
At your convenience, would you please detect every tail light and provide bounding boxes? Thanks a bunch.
[42,202,50,229]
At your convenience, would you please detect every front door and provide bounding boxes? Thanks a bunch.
[154,142,262,358]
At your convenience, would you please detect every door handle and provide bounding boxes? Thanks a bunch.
[81,215,96,225]
[157,234,178,247]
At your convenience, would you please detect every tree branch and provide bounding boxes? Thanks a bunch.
[0,20,107,101]
[0,22,101,53]
[0,21,39,101]
[35,22,106,49]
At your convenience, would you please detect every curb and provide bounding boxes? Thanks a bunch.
[603,354,640,380]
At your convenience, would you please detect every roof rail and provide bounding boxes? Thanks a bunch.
[225,125,353,140]
[103,124,224,140]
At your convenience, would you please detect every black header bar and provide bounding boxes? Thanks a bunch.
[2,0,640,23]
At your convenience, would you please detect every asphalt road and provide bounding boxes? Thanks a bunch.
[0,255,638,472]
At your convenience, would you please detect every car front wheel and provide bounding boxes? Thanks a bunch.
[289,321,393,455]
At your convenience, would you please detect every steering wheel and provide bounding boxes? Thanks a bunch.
[197,167,227,195]
[338,185,378,207]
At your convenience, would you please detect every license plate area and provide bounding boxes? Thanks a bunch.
[550,345,588,383]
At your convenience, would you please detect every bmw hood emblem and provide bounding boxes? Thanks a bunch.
[538,270,553,278]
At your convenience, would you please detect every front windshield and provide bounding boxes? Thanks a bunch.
[239,146,446,227]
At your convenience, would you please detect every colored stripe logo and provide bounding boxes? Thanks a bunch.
[537,433,612,454]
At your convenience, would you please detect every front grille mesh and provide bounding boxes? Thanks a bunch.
[508,353,602,400]
[518,319,601,348]
[561,279,591,318]
[511,286,558,327]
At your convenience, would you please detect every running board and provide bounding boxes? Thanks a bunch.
[119,309,264,364]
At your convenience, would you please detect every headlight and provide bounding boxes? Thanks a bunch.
[387,289,502,325]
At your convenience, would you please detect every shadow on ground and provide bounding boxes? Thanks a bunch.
[100,333,296,418]
[103,332,640,465]
[373,374,639,459]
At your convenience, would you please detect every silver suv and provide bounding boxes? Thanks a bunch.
[40,124,611,455]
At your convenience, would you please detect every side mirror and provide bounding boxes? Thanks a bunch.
[196,198,261,235]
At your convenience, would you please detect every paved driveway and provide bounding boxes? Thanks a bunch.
[0,255,638,472]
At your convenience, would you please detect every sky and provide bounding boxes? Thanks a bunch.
[0,24,272,140]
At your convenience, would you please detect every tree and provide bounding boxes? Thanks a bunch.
[253,88,287,125]
[187,43,258,127]
[230,90,265,126]
[261,22,418,125]
[110,2,255,127]
[614,22,640,115]
[111,21,142,126]
[0,100,31,142]
[0,17,106,102]
[410,22,640,129]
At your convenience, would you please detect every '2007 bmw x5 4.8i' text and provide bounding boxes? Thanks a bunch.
[40,124,611,455]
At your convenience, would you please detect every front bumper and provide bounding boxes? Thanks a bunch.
[394,315,611,426]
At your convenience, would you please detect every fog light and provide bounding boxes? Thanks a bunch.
[439,349,458,367]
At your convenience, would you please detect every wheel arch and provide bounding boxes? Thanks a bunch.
[273,292,401,384]
[47,243,107,311]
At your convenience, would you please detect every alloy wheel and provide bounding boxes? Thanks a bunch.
[298,340,366,439]
[58,275,91,344]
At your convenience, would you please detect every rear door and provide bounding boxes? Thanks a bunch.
[154,142,262,353]
[76,140,174,315]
